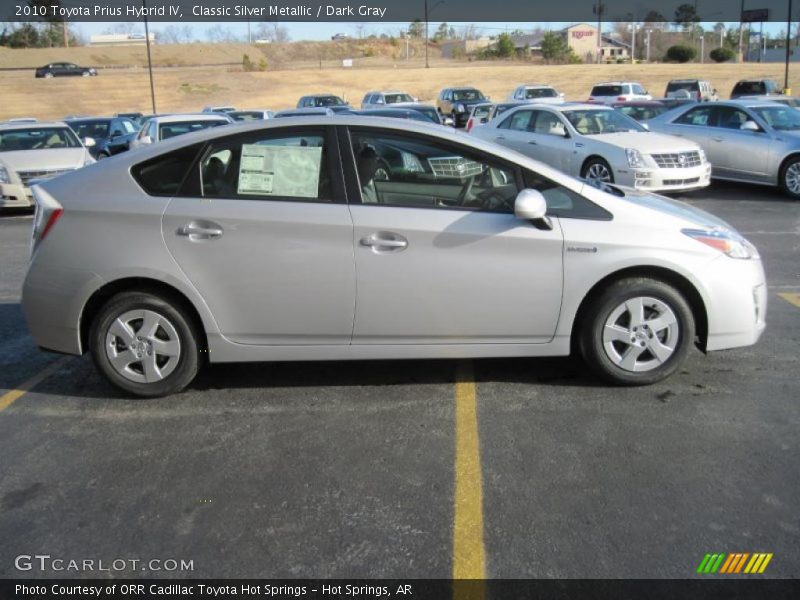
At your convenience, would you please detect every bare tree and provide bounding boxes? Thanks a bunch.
[255,22,290,43]
[159,25,193,44]
[205,24,238,43]
[104,22,137,35]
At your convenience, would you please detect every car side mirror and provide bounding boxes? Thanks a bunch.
[741,121,761,132]
[514,189,551,230]
[83,137,95,148]
[641,123,650,130]
[559,92,565,99]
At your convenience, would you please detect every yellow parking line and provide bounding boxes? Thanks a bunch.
[0,356,73,412]
[778,292,800,309]
[453,361,486,598]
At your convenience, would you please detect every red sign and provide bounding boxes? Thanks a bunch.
[572,30,595,39]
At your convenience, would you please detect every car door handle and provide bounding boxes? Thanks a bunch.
[494,136,505,141]
[360,232,408,252]
[528,140,538,145]
[712,137,724,142]
[178,222,224,240]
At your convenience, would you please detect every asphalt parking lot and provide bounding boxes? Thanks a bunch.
[0,181,798,580]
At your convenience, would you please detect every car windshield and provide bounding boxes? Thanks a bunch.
[666,81,699,92]
[564,109,646,135]
[312,96,345,107]
[734,82,765,95]
[472,105,493,119]
[592,85,623,96]
[525,88,558,99]
[617,105,668,121]
[385,93,414,104]
[0,127,81,151]
[69,120,110,139]
[158,120,228,140]
[750,106,800,130]
[452,89,484,101]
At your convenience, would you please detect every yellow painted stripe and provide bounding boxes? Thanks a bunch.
[744,554,760,574]
[453,361,486,597]
[749,553,767,573]
[758,553,773,573]
[0,356,73,412]
[779,292,800,309]
[720,553,736,574]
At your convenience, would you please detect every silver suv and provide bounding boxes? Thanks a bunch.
[361,91,417,109]
[589,81,652,104]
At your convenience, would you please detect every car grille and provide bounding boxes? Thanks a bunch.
[17,168,74,186]
[650,151,702,169]
[427,157,485,179]
[663,177,701,186]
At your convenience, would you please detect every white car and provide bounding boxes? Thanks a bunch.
[0,121,94,209]
[130,114,232,149]
[471,103,711,193]
[361,91,418,109]
[508,84,565,104]
[589,81,652,104]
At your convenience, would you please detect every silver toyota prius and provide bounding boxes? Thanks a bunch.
[21,116,767,397]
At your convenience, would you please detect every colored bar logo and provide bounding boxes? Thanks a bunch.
[697,553,773,574]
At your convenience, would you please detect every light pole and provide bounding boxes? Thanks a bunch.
[594,2,604,64]
[786,0,793,92]
[646,28,652,62]
[739,0,746,62]
[424,0,445,68]
[142,0,156,114]
[630,22,636,62]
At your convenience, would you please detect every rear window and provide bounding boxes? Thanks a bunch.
[666,81,699,92]
[733,81,765,95]
[591,85,623,97]
[131,143,203,196]
[525,88,558,99]
[385,93,414,104]
[159,120,227,140]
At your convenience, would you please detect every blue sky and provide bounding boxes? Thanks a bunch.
[75,21,790,42]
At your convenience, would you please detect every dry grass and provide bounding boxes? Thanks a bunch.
[2,57,798,121]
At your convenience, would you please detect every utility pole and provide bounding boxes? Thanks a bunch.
[786,0,793,93]
[594,2,604,63]
[631,22,636,62]
[646,29,652,62]
[143,0,157,114]
[424,0,429,68]
[63,22,68,47]
[739,0,746,62]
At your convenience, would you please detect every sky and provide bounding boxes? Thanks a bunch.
[73,20,791,43]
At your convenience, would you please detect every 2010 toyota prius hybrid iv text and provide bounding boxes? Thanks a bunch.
[21,116,767,397]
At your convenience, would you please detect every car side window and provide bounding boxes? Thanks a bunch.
[531,111,567,136]
[132,143,204,196]
[633,84,646,95]
[523,169,612,220]
[675,106,715,127]
[349,129,519,213]
[197,129,332,202]
[506,110,534,131]
[715,106,752,130]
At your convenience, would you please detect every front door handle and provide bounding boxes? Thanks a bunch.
[178,221,224,240]
[528,140,538,145]
[494,136,505,141]
[360,232,408,253]
[712,137,724,142]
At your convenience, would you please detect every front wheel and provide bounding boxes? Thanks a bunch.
[578,278,695,386]
[779,156,800,199]
[581,157,614,184]
[89,291,201,397]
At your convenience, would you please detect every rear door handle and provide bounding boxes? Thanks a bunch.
[360,232,408,253]
[178,221,224,240]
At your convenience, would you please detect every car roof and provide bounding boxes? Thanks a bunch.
[593,81,639,86]
[520,83,555,88]
[553,103,612,111]
[612,100,665,106]
[0,121,70,131]
[305,93,341,98]
[724,99,786,108]
[667,79,705,83]
[65,116,116,122]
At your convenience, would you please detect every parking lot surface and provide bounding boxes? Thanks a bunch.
[0,183,798,579]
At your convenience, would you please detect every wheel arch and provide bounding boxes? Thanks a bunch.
[570,265,709,352]
[79,277,209,355]
[580,155,611,176]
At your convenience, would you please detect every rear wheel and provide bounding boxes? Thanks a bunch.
[578,278,695,386]
[581,157,614,184]
[89,292,200,397]
[779,156,800,199]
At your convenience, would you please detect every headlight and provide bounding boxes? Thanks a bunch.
[626,148,646,168]
[0,165,10,184]
[697,147,707,163]
[682,228,760,260]
[456,103,465,113]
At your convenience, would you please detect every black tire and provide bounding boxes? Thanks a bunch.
[778,155,800,199]
[89,291,201,398]
[581,157,615,184]
[578,278,695,386]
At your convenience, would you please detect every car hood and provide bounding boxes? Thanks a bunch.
[616,187,735,231]
[0,148,87,172]
[588,131,699,153]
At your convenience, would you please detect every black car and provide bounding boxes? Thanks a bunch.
[65,117,138,159]
[436,87,488,128]
[35,62,97,78]
[730,79,782,99]
[296,94,349,109]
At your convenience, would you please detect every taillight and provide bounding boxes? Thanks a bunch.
[588,97,595,101]
[466,118,474,132]
[31,185,63,255]
[617,96,627,101]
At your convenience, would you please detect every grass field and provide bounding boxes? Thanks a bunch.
[2,55,798,121]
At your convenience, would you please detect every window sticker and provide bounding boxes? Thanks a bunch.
[238,144,322,198]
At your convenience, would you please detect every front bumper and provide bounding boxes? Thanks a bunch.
[699,254,767,352]
[0,182,33,208]
[617,162,712,193]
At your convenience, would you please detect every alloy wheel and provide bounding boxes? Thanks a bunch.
[105,309,181,383]
[785,162,800,196]
[586,162,612,183]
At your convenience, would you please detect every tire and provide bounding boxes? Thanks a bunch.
[578,278,695,386]
[89,291,201,398]
[779,155,800,199]
[581,157,614,184]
